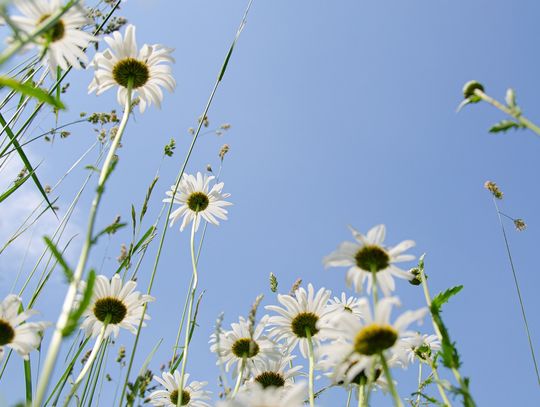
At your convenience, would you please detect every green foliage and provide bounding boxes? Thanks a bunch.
[62,270,96,337]
[43,236,73,282]
[0,76,65,109]
[431,285,463,312]
[92,217,127,245]
[0,170,32,203]
[489,120,522,133]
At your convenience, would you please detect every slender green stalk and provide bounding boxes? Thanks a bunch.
[415,363,422,406]
[118,2,255,402]
[24,359,32,405]
[379,352,402,407]
[492,199,540,385]
[63,321,108,406]
[474,89,540,136]
[370,265,378,305]
[346,389,352,407]
[358,382,366,407]
[231,357,246,398]
[177,218,199,407]
[34,85,132,407]
[427,359,452,406]
[306,328,316,407]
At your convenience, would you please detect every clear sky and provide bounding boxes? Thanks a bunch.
[1,0,540,405]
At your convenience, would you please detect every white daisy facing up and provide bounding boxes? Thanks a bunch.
[88,24,175,113]
[321,297,427,385]
[164,172,232,232]
[265,284,334,358]
[323,224,416,296]
[148,371,211,407]
[249,353,303,389]
[80,274,154,339]
[395,333,441,366]
[210,315,279,376]
[325,292,363,321]
[10,0,93,73]
[0,294,49,360]
[217,382,307,407]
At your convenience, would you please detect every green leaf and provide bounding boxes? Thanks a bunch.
[0,112,57,218]
[489,120,521,133]
[0,171,32,203]
[62,270,95,337]
[432,285,463,312]
[43,236,73,282]
[91,219,126,245]
[0,76,65,109]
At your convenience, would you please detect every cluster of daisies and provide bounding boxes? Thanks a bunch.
[0,2,443,406]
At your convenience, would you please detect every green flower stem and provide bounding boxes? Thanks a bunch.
[176,217,199,407]
[379,352,402,407]
[231,357,246,398]
[24,359,32,405]
[474,89,540,136]
[418,267,465,389]
[63,321,108,407]
[306,328,316,407]
[492,199,540,386]
[33,84,133,407]
[358,382,366,407]
[346,389,352,407]
[370,265,379,305]
[427,359,452,407]
[415,363,422,406]
[118,1,255,402]
[0,0,81,66]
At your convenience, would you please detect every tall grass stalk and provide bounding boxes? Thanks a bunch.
[492,198,540,386]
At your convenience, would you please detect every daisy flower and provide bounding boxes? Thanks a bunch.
[321,297,426,384]
[217,382,307,407]
[10,0,93,73]
[323,224,416,296]
[164,172,232,232]
[148,371,211,407]
[325,292,363,321]
[265,284,334,357]
[0,294,49,360]
[210,315,279,376]
[80,274,154,339]
[88,24,175,113]
[249,353,303,389]
[395,333,440,366]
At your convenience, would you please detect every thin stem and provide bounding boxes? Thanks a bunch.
[306,328,316,407]
[34,84,132,407]
[415,363,422,406]
[177,218,199,407]
[118,1,255,401]
[231,357,246,398]
[63,323,107,407]
[427,359,452,407]
[492,199,540,386]
[346,388,352,407]
[370,265,379,305]
[379,352,402,407]
[24,359,32,405]
[474,89,540,136]
[358,382,366,407]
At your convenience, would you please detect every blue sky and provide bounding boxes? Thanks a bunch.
[1,0,540,405]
